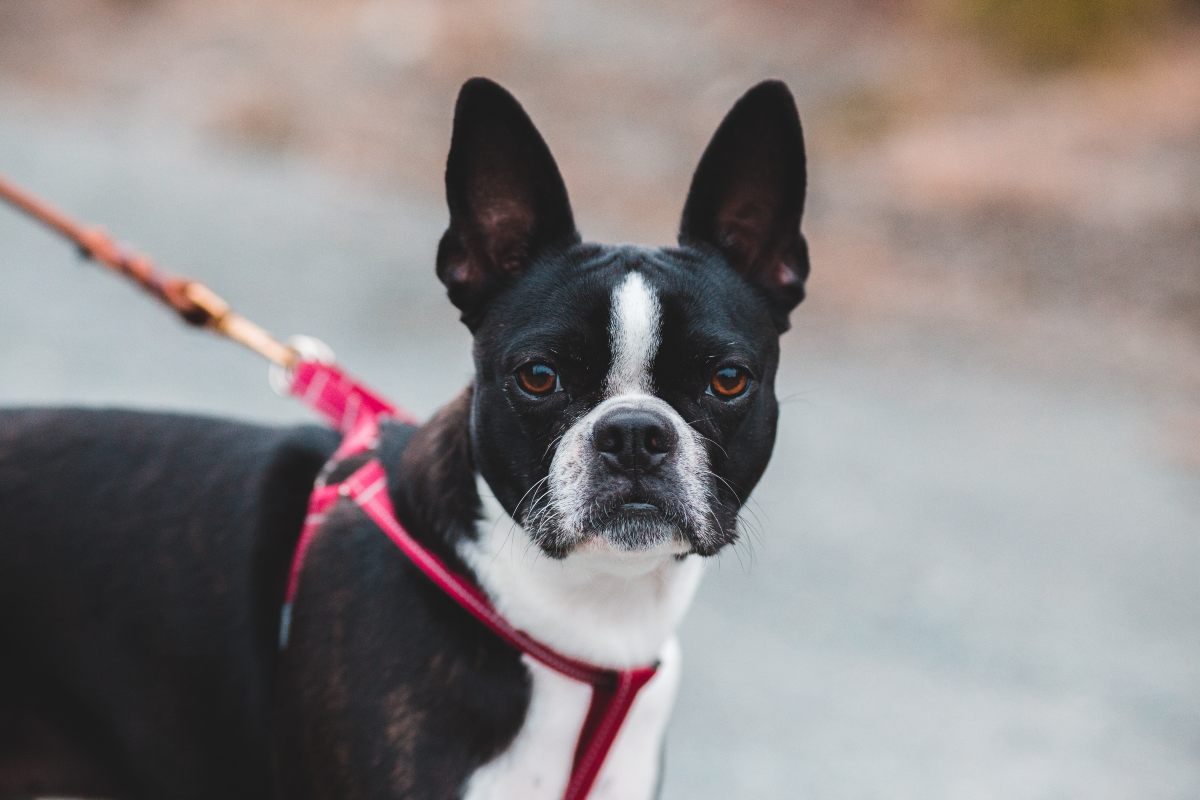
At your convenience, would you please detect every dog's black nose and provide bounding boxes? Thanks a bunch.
[593,408,676,474]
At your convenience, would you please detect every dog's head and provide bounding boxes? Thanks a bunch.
[437,78,807,559]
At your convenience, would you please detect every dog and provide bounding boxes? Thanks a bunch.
[0,77,809,800]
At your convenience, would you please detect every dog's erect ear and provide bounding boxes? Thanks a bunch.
[437,78,579,328]
[679,80,809,330]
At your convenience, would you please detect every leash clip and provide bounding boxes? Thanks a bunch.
[268,335,336,397]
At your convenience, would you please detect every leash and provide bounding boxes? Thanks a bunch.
[1,174,657,800]
[0,174,297,368]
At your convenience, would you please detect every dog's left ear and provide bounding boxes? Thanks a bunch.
[437,78,580,329]
[679,80,809,331]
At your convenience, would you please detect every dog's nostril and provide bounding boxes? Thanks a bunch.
[644,423,672,455]
[594,425,623,454]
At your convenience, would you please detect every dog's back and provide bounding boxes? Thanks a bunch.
[0,408,336,798]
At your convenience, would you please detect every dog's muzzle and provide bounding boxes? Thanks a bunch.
[539,395,715,556]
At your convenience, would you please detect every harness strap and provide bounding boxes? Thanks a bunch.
[289,359,416,431]
[281,361,660,799]
[566,666,657,800]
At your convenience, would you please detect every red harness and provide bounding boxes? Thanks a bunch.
[279,360,658,800]
[0,174,657,798]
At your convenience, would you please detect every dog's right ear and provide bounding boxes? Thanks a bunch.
[437,78,579,329]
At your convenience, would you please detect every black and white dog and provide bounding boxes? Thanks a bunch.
[0,78,809,799]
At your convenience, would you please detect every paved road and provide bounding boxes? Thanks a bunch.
[2,99,1197,799]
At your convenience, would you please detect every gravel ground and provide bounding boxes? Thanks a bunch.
[2,89,1198,799]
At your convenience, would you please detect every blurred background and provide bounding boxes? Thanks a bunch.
[1,1,1198,797]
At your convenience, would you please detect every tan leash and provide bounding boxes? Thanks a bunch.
[0,174,298,369]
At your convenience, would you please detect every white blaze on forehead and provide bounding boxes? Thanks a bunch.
[607,271,661,396]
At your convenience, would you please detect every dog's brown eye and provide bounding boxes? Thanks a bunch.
[709,366,749,399]
[516,363,560,396]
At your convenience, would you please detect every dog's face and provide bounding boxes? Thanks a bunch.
[437,79,808,559]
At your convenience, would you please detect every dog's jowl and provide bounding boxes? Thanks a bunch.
[0,77,809,800]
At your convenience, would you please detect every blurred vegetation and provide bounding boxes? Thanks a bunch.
[943,0,1195,70]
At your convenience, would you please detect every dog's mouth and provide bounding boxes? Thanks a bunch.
[591,498,685,550]
[524,486,721,559]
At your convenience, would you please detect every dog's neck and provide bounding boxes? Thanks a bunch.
[466,478,704,668]
[395,387,704,669]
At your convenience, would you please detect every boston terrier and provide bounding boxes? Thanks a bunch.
[0,77,809,799]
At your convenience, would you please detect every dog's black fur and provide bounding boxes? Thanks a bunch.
[0,78,807,799]
[0,405,529,799]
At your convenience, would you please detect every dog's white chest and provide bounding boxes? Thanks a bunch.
[461,480,700,799]
[461,639,681,800]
